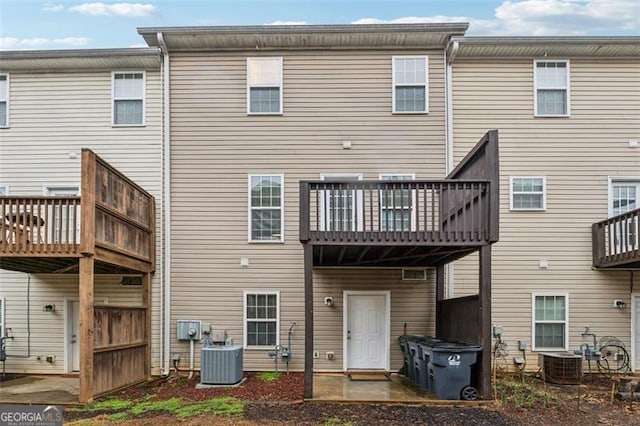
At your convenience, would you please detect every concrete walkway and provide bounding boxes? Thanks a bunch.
[312,373,435,403]
[0,375,79,405]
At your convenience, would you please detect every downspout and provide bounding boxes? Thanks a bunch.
[445,40,459,298]
[157,31,172,377]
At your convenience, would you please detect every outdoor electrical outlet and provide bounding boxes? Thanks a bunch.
[36,355,42,361]
[313,350,320,359]
[326,351,335,361]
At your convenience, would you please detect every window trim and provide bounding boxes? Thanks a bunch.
[243,290,280,350]
[0,73,9,128]
[392,56,429,114]
[379,173,416,231]
[246,57,283,115]
[608,176,640,217]
[531,292,569,351]
[533,59,570,118]
[111,71,146,127]
[320,173,364,232]
[248,174,285,243]
[510,176,547,211]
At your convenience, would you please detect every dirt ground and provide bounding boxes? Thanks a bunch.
[63,372,640,425]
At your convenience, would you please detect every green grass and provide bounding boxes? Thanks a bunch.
[495,377,560,409]
[324,416,354,426]
[174,397,244,418]
[108,411,130,422]
[129,397,182,415]
[68,398,133,412]
[257,371,281,382]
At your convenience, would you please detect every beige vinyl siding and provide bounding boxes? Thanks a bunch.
[0,70,162,374]
[451,58,640,369]
[1,273,142,373]
[169,49,446,371]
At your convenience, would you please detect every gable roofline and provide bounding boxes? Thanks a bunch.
[448,36,640,59]
[0,47,161,71]
[137,23,469,51]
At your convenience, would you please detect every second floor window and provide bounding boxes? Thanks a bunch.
[534,60,569,117]
[113,72,144,125]
[393,56,428,113]
[510,176,546,211]
[247,57,283,114]
[249,175,283,242]
[0,74,8,127]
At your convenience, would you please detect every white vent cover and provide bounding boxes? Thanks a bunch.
[402,268,427,280]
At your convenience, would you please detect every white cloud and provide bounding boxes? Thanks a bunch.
[69,2,156,17]
[352,16,468,25]
[128,43,149,48]
[42,2,65,12]
[0,36,90,50]
[265,21,309,26]
[352,0,640,36]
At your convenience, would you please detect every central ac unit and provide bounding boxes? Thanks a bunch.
[200,345,243,385]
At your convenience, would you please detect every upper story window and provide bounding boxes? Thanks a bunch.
[392,56,428,114]
[112,72,145,126]
[510,176,546,211]
[249,174,284,242]
[534,60,570,117]
[0,74,8,127]
[379,174,415,231]
[247,57,283,115]
[532,293,568,351]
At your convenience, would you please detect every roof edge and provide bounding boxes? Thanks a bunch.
[0,47,160,59]
[450,36,640,45]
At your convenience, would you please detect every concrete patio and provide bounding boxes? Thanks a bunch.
[312,373,436,403]
[0,375,79,405]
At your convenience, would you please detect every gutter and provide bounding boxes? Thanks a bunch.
[444,40,459,298]
[157,31,172,377]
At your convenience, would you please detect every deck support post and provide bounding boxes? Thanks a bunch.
[435,264,445,337]
[479,245,492,399]
[143,272,152,378]
[79,256,95,403]
[303,244,314,399]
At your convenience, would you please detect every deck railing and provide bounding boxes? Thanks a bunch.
[300,180,491,245]
[592,207,640,268]
[0,196,81,255]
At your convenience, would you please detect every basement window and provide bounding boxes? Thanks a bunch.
[402,268,427,280]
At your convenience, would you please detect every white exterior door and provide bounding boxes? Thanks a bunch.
[68,300,80,372]
[345,292,389,370]
[634,295,640,372]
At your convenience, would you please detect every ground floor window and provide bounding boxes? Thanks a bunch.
[244,291,279,348]
[532,293,568,350]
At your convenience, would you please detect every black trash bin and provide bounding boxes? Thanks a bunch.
[398,335,426,380]
[406,341,421,383]
[417,338,446,390]
[425,343,482,400]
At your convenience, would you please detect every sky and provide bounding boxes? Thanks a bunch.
[0,0,638,50]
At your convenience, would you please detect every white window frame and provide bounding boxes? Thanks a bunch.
[44,185,81,244]
[392,56,429,114]
[0,73,9,128]
[379,173,416,231]
[111,71,146,127]
[248,174,284,243]
[0,297,5,339]
[0,185,8,196]
[533,59,570,117]
[510,176,547,211]
[247,57,283,115]
[532,292,569,351]
[243,290,280,350]
[320,173,364,232]
[608,177,640,254]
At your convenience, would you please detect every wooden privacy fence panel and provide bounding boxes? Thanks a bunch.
[93,306,147,396]
[592,207,640,268]
[437,295,480,345]
[83,149,155,267]
[300,180,490,244]
[0,196,80,255]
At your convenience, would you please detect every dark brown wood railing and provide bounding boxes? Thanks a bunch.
[300,180,490,245]
[0,196,81,255]
[592,207,640,268]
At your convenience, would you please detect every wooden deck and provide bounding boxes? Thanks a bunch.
[0,149,155,403]
[300,130,500,401]
[592,207,640,268]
